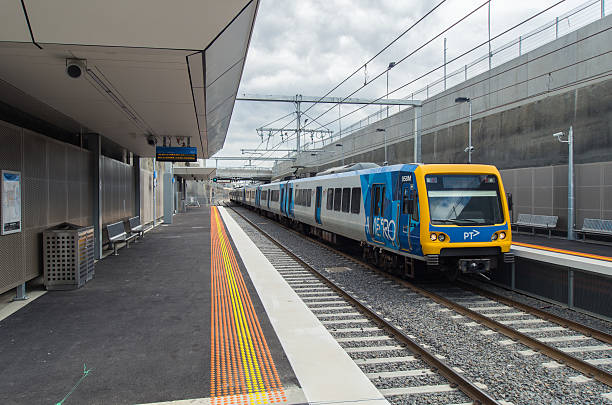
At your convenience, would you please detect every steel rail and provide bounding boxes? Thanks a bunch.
[228,203,612,388]
[226,204,500,405]
[455,280,612,345]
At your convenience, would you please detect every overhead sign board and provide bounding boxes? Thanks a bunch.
[1,170,21,235]
[155,146,197,162]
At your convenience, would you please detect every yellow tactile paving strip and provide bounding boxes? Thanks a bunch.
[210,206,287,405]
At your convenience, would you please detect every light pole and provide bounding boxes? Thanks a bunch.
[386,62,396,118]
[455,97,473,163]
[376,128,387,165]
[336,143,344,165]
[553,126,575,240]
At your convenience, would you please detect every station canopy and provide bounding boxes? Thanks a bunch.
[0,0,259,158]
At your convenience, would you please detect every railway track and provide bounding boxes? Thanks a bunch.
[227,203,612,403]
[226,204,497,405]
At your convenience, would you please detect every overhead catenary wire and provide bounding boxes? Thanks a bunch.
[247,0,572,168]
[307,0,567,133]
[247,0,449,163]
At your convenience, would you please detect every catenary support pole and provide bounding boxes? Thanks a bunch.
[568,126,575,240]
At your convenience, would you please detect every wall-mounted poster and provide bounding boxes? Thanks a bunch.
[1,170,21,235]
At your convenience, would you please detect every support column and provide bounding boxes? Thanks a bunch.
[413,106,422,163]
[163,162,173,223]
[87,133,102,260]
[134,154,141,219]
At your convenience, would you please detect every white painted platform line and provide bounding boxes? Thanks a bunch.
[135,386,307,405]
[0,289,47,322]
[219,207,389,405]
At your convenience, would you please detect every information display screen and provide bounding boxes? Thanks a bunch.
[155,146,197,162]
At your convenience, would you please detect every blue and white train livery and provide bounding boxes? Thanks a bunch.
[230,163,514,278]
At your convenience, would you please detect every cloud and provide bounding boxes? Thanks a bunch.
[215,0,592,168]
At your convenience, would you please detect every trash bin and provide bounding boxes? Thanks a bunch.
[43,222,95,290]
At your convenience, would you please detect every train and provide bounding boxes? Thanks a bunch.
[229,163,514,279]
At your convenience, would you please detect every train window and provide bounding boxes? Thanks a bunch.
[271,190,279,202]
[333,188,342,211]
[350,188,361,214]
[341,188,350,212]
[326,188,333,210]
[306,189,312,207]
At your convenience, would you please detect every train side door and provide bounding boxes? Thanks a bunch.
[370,184,386,244]
[399,180,420,253]
[288,184,294,217]
[315,186,322,224]
[280,186,285,214]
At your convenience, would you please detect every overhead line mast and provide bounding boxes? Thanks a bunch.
[236,94,421,154]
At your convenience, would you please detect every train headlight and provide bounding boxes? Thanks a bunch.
[499,232,506,240]
[438,233,446,242]
[430,233,437,241]
[491,233,498,241]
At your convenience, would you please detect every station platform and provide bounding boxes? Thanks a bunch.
[513,233,612,262]
[0,206,386,405]
[511,233,612,278]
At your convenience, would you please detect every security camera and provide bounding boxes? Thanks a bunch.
[553,132,563,138]
[146,135,157,146]
[66,59,86,79]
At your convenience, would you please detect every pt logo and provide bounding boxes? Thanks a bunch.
[463,229,480,240]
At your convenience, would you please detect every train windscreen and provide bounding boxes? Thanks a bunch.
[425,174,503,225]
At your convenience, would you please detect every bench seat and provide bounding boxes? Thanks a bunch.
[513,213,558,237]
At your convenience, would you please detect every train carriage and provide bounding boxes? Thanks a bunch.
[231,163,514,278]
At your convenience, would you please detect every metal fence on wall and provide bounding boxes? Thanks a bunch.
[101,156,134,225]
[500,161,612,230]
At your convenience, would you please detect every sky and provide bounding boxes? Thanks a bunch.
[208,0,602,168]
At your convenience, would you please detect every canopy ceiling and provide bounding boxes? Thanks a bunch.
[0,0,259,158]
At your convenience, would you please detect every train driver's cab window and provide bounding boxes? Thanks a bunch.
[333,188,342,211]
[326,188,334,210]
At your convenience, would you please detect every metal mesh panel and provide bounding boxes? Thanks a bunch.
[0,121,24,292]
[48,141,66,181]
[23,177,48,228]
[573,271,612,318]
[49,180,68,224]
[24,228,43,279]
[23,132,46,178]
[515,258,568,303]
